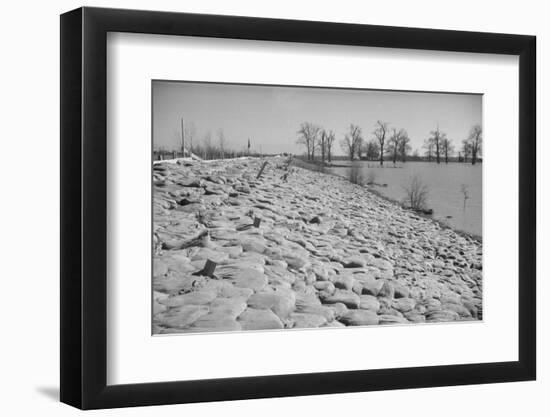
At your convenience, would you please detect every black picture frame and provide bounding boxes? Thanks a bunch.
[60,6,536,410]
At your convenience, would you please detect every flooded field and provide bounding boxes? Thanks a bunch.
[327,161,482,237]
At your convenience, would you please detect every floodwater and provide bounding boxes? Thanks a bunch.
[326,161,482,237]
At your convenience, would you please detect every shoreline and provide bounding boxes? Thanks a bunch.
[152,156,483,333]
[293,157,482,243]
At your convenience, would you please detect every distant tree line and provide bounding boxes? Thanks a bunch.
[422,124,482,165]
[296,120,482,165]
[156,118,483,165]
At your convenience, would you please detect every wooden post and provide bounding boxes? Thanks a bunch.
[256,161,268,179]
[202,259,217,277]
[192,259,217,278]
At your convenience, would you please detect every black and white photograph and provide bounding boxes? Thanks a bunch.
[152,81,483,334]
[0,0,543,413]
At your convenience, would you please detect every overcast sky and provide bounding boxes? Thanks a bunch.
[152,81,482,156]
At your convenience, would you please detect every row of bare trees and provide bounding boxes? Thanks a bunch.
[423,124,482,165]
[369,121,412,164]
[296,120,482,166]
[296,122,336,163]
[297,120,412,165]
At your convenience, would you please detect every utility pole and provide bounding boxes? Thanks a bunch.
[181,118,185,158]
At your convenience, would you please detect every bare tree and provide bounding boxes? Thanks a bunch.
[202,131,212,159]
[468,124,482,165]
[350,124,363,160]
[217,128,226,159]
[373,121,389,165]
[320,130,326,164]
[311,131,318,161]
[319,129,337,165]
[340,134,353,160]
[441,137,454,164]
[423,138,434,162]
[388,128,401,165]
[184,121,197,155]
[340,124,363,160]
[297,122,320,161]
[429,125,447,164]
[325,130,335,163]
[398,131,411,162]
[356,136,364,159]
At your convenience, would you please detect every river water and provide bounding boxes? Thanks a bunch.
[325,161,482,237]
